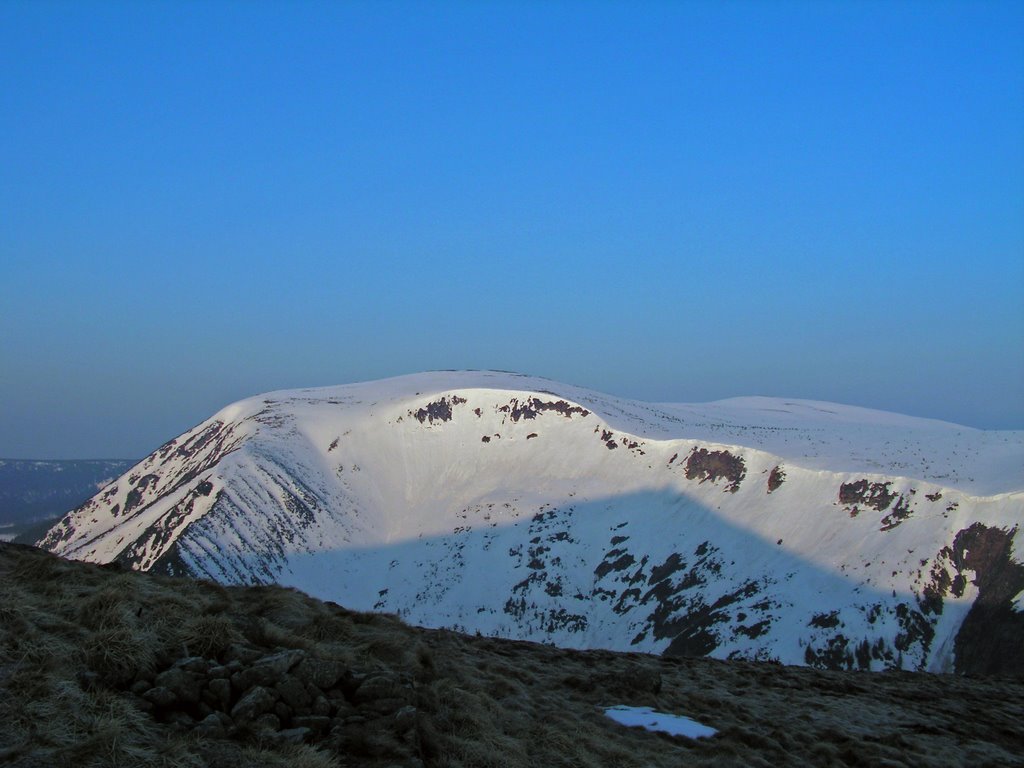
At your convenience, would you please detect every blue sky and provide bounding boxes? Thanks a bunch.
[2,0,1022,458]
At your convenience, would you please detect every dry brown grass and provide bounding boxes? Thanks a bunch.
[2,541,1023,768]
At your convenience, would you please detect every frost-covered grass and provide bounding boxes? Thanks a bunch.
[3,541,1023,768]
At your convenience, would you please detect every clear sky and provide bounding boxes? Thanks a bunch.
[2,0,1022,458]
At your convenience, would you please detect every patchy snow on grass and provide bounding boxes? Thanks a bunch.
[604,705,717,739]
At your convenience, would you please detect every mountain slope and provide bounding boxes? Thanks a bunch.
[39,372,1024,674]
[6,541,1023,768]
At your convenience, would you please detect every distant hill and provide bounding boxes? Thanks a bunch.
[37,371,1024,675]
[0,458,136,529]
[2,540,1022,768]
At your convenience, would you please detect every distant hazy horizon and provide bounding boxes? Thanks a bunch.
[2,1,1022,458]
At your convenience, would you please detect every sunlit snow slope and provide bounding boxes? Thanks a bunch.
[40,372,1024,674]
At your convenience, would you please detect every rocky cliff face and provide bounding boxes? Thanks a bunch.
[39,372,1024,675]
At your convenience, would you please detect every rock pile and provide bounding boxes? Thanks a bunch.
[97,643,423,765]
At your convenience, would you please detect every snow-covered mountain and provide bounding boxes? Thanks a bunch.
[39,372,1024,674]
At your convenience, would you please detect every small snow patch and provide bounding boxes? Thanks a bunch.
[604,705,717,739]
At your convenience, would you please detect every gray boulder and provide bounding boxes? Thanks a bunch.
[230,685,278,722]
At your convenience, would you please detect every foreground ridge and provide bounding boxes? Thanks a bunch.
[3,542,1023,768]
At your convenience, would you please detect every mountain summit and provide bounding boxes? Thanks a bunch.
[39,371,1024,675]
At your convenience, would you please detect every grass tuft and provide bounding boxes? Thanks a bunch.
[178,613,242,658]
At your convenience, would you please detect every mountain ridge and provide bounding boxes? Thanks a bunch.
[38,371,1024,675]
